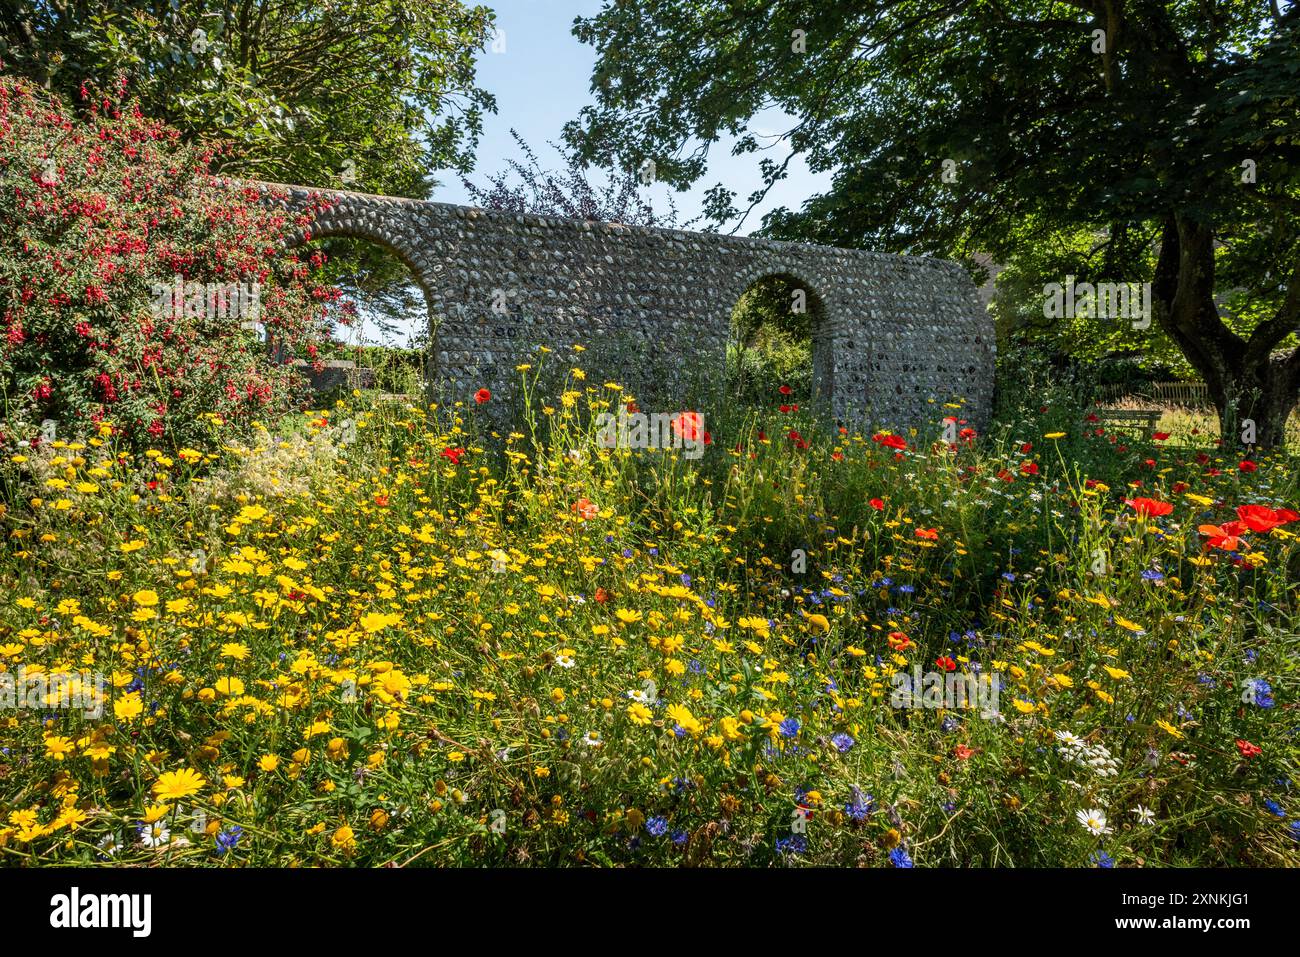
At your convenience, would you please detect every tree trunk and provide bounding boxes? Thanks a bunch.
[1217,360,1297,450]
[1153,215,1300,450]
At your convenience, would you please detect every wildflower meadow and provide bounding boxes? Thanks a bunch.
[2,357,1297,868]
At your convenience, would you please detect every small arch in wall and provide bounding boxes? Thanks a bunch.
[727,271,834,410]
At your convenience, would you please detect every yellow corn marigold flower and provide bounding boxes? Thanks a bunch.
[113,692,143,722]
[153,768,206,801]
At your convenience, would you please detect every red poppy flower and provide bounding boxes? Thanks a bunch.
[474,388,491,405]
[1199,520,1247,551]
[1019,461,1039,476]
[935,655,956,672]
[594,587,611,604]
[1152,432,1170,440]
[1236,504,1298,532]
[887,631,912,651]
[1126,497,1173,518]
[1235,738,1261,759]
[570,497,598,521]
[953,744,975,761]
[872,432,907,451]
[869,497,885,511]
[1238,459,1257,472]
[373,494,390,507]
[914,527,939,540]
[778,384,792,396]
[440,446,466,465]
[670,411,704,443]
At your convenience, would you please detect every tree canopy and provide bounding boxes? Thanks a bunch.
[2,0,496,194]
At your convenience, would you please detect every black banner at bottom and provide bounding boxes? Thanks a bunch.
[1,866,1289,944]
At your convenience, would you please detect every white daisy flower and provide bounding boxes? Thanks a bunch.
[97,832,123,857]
[1132,805,1156,825]
[1076,808,1111,836]
[138,821,170,848]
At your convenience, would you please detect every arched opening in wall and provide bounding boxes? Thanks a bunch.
[728,273,832,410]
[305,235,434,396]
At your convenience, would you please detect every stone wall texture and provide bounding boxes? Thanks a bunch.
[256,181,995,430]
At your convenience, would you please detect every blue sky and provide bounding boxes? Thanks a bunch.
[432,0,832,234]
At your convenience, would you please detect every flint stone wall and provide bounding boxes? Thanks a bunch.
[256,181,995,429]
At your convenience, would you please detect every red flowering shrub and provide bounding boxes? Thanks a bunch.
[0,74,334,454]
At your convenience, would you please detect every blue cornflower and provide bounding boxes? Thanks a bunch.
[671,830,688,845]
[1141,569,1164,581]
[776,834,808,856]
[1245,678,1275,709]
[846,787,874,821]
[779,717,801,739]
[831,732,855,753]
[216,825,243,855]
[645,816,668,837]
[1090,849,1115,868]
[1264,799,1286,818]
[889,847,914,868]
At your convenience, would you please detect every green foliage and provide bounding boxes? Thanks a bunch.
[729,275,816,406]
[1,0,496,192]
